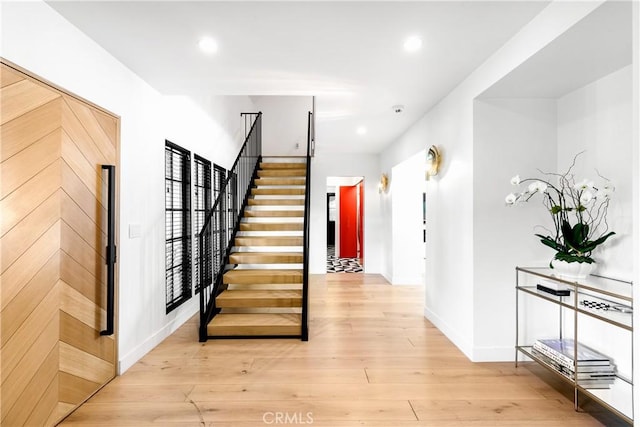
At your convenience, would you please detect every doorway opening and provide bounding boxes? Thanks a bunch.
[326,177,364,273]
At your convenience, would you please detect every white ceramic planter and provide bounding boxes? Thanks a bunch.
[551,259,595,280]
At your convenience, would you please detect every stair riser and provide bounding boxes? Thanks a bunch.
[223,270,303,284]
[207,325,301,336]
[235,237,303,246]
[216,299,302,308]
[229,254,303,264]
[244,211,304,218]
[258,170,306,177]
[252,188,306,195]
[255,178,306,186]
[240,223,303,231]
[248,199,305,206]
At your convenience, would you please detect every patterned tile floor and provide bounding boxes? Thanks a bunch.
[327,245,363,273]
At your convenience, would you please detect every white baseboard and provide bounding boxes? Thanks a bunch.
[118,306,198,374]
[423,306,473,360]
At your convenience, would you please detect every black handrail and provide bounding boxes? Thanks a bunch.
[101,164,116,336]
[301,111,313,340]
[199,112,262,341]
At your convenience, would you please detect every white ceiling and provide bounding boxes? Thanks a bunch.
[480,1,632,99]
[47,1,549,154]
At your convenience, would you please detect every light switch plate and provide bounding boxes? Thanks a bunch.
[129,224,141,239]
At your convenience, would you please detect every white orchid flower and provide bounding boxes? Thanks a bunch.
[574,179,594,191]
[580,190,594,205]
[595,184,614,200]
[527,181,547,194]
[510,175,520,186]
[505,193,517,205]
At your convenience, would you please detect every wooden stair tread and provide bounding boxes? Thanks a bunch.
[252,188,306,195]
[240,222,303,231]
[235,236,303,246]
[258,169,306,177]
[248,198,304,206]
[260,163,307,169]
[223,269,303,284]
[216,290,302,307]
[255,178,306,186]
[244,210,303,218]
[207,313,301,336]
[229,252,303,264]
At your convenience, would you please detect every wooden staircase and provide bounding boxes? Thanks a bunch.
[207,159,307,337]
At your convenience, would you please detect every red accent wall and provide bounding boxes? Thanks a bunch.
[358,180,364,265]
[339,185,357,258]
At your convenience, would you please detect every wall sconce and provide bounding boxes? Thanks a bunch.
[378,173,389,193]
[426,145,442,180]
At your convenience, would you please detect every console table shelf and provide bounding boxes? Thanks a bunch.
[515,267,633,424]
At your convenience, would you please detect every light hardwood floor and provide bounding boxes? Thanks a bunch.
[60,274,623,426]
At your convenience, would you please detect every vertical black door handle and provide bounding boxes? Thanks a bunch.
[101,165,116,336]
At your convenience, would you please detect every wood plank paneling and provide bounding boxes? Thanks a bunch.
[1,312,58,420]
[60,251,105,307]
[0,79,60,125]
[61,160,106,228]
[0,159,61,236]
[90,108,118,148]
[0,65,25,88]
[0,221,60,310]
[60,280,106,331]
[0,191,60,274]
[59,372,101,406]
[60,310,114,362]
[60,99,108,166]
[2,345,59,427]
[60,342,114,385]
[24,372,59,427]
[0,98,61,161]
[1,251,59,345]
[60,220,104,284]
[61,190,106,255]
[61,129,105,206]
[1,128,61,198]
[1,284,59,382]
[63,96,115,163]
[1,61,119,427]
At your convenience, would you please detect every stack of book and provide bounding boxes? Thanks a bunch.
[531,338,616,389]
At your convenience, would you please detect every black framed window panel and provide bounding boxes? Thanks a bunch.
[165,141,192,313]
[194,155,212,294]
[212,164,227,281]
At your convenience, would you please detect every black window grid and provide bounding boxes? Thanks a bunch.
[165,141,192,313]
[194,155,212,294]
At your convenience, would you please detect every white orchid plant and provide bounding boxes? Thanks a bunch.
[505,153,615,265]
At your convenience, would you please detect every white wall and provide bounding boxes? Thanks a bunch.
[473,98,558,360]
[390,150,425,285]
[557,65,633,279]
[379,0,605,360]
[632,1,640,420]
[310,153,381,274]
[251,96,313,157]
[1,1,255,373]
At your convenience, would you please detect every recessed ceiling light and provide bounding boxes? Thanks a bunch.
[403,36,422,52]
[356,126,367,135]
[198,37,218,54]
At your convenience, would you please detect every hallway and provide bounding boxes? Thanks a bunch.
[61,275,618,426]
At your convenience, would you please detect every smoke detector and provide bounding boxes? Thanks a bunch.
[392,104,404,114]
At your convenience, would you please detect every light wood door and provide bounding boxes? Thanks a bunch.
[0,62,119,426]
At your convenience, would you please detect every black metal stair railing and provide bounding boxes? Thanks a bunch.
[301,111,313,341]
[198,112,262,342]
